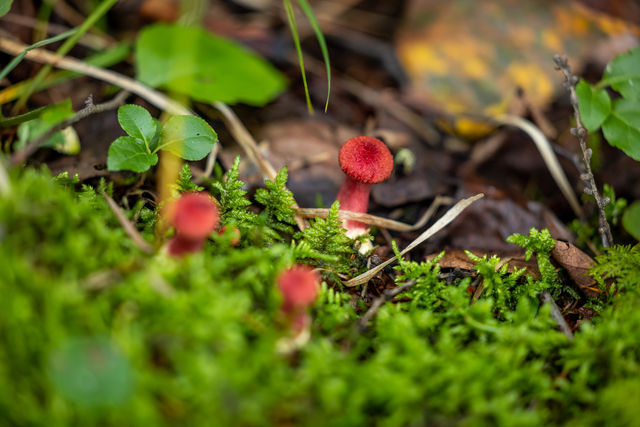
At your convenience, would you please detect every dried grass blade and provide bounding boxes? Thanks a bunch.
[296,195,453,232]
[343,193,484,287]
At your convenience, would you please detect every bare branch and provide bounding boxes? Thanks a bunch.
[540,290,574,340]
[359,280,417,330]
[554,54,613,248]
[11,91,129,165]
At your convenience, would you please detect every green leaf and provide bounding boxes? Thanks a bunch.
[49,336,133,407]
[284,0,313,114]
[107,136,158,172]
[117,104,159,151]
[15,99,75,152]
[622,201,640,241]
[158,115,217,161]
[601,46,640,99]
[576,79,611,132]
[135,24,287,106]
[295,0,331,112]
[0,0,13,18]
[602,98,640,161]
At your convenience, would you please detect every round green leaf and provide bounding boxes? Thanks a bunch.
[107,136,158,172]
[0,0,12,18]
[576,79,611,133]
[602,46,640,100]
[117,104,159,150]
[623,201,640,241]
[159,115,217,161]
[135,24,287,106]
[602,98,640,161]
[49,336,133,407]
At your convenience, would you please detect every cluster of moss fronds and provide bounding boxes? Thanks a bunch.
[1,166,640,426]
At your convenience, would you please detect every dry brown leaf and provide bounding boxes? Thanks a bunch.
[551,240,600,297]
[396,0,639,137]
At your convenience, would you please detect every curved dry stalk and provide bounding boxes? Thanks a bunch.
[344,193,484,287]
[296,195,453,232]
[101,191,154,254]
[494,114,583,218]
[0,36,191,115]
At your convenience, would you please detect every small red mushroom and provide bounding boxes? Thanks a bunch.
[277,265,319,313]
[167,235,205,257]
[170,192,220,241]
[335,136,393,237]
[167,192,219,257]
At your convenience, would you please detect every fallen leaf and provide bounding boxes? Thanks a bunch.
[551,240,599,297]
[396,0,639,137]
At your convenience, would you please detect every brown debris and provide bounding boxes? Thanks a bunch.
[551,240,600,297]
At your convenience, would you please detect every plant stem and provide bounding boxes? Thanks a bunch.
[359,280,417,329]
[11,0,119,114]
[11,91,129,165]
[554,54,613,249]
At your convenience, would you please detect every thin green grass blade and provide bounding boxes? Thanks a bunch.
[294,0,331,112]
[0,105,49,128]
[0,28,77,82]
[283,0,314,115]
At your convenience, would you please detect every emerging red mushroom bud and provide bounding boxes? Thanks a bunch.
[167,235,205,257]
[335,136,393,238]
[276,265,319,353]
[277,265,320,314]
[166,192,220,257]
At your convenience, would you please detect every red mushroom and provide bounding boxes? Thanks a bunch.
[167,192,219,257]
[335,136,393,238]
[167,235,205,257]
[277,265,319,314]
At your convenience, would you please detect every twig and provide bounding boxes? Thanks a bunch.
[344,194,484,287]
[100,190,155,254]
[10,91,129,165]
[202,142,220,180]
[494,114,583,218]
[540,291,574,340]
[296,195,453,232]
[359,280,417,329]
[554,54,613,248]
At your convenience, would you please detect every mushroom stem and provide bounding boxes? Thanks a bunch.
[336,176,371,236]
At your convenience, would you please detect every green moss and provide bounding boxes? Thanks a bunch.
[2,168,640,425]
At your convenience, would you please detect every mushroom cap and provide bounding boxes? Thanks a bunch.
[170,192,220,240]
[277,265,320,309]
[338,136,393,184]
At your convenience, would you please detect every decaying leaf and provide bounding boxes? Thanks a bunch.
[551,240,599,297]
[396,0,639,137]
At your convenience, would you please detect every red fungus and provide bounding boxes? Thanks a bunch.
[277,265,319,313]
[167,235,204,257]
[166,192,220,257]
[170,192,220,241]
[335,136,393,237]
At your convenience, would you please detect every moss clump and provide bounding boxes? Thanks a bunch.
[2,167,640,426]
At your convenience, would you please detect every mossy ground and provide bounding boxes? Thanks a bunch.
[2,167,640,426]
